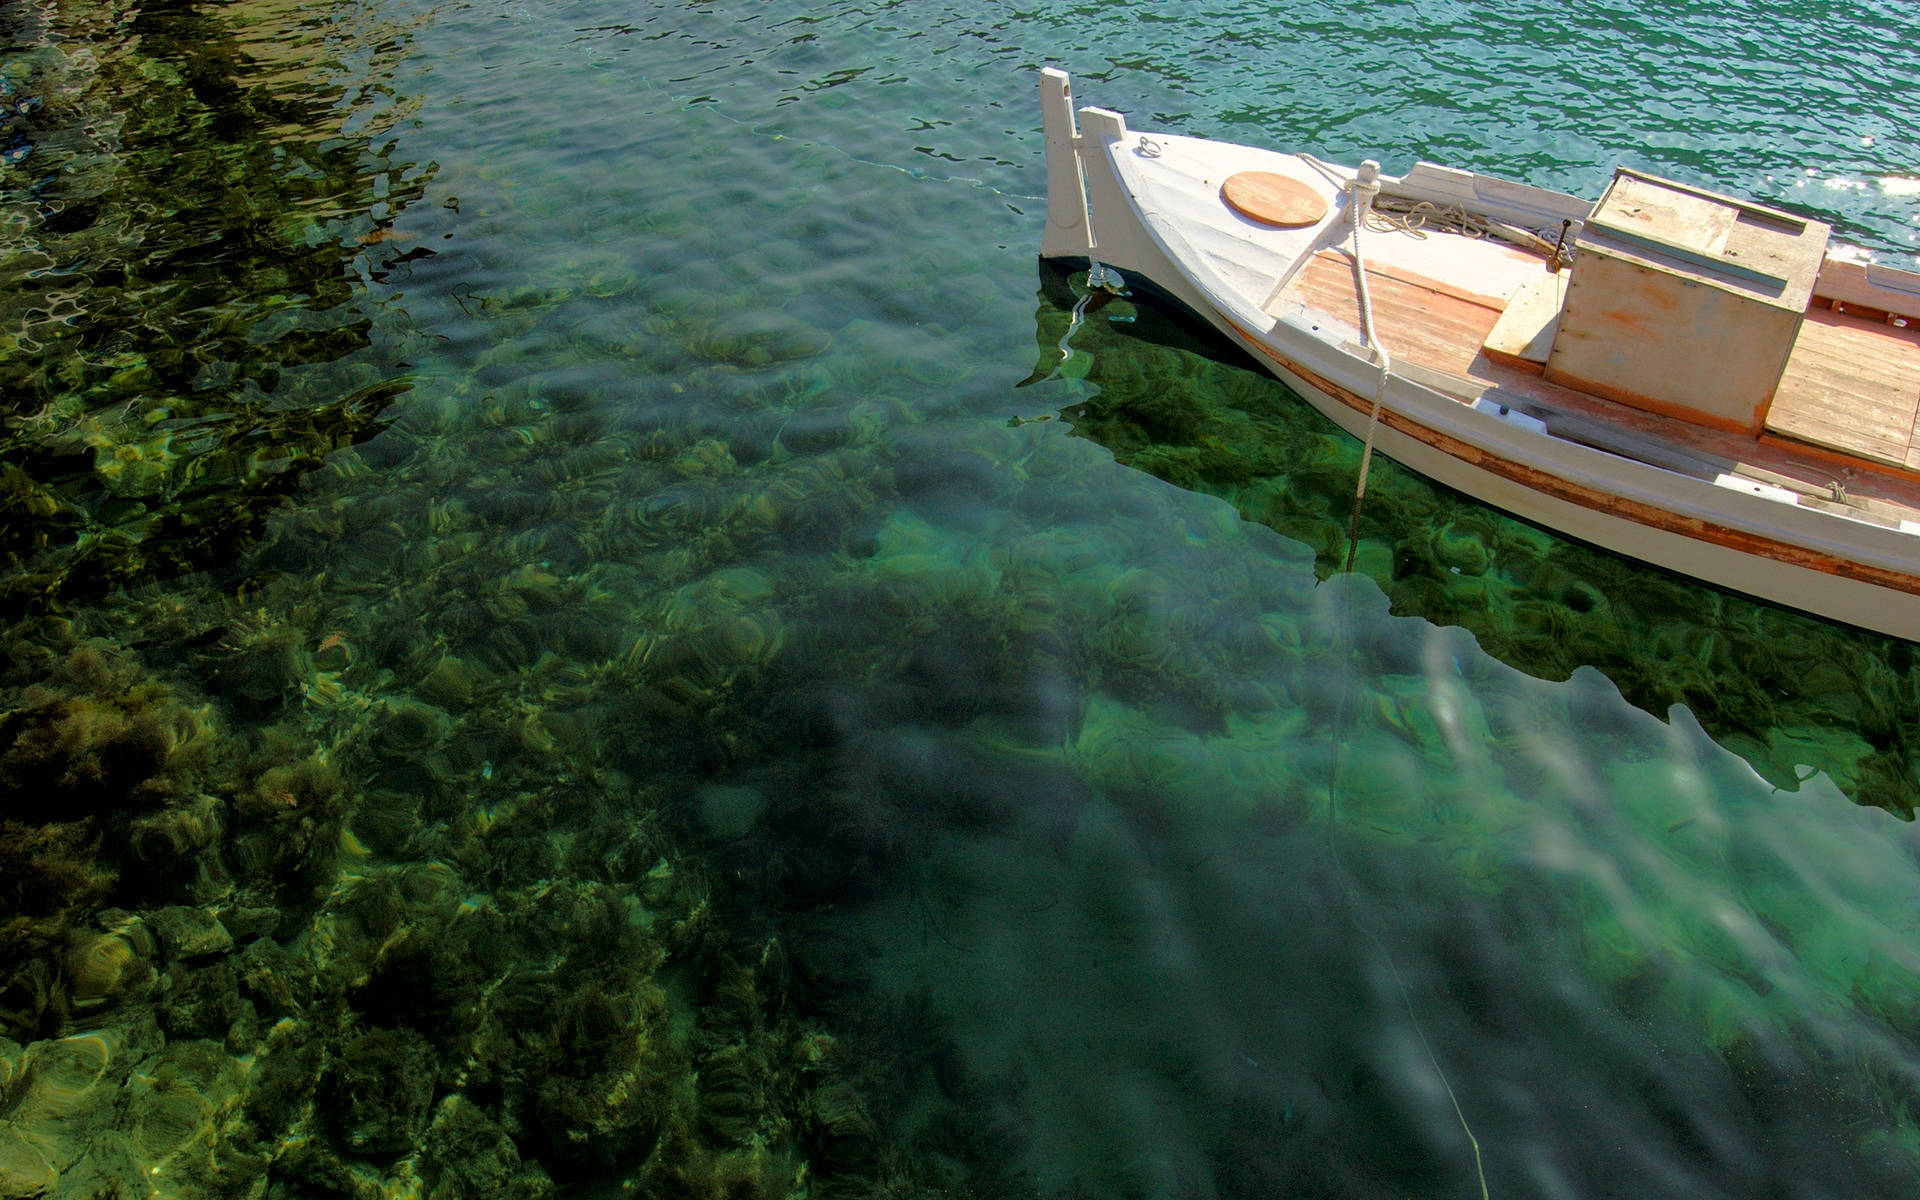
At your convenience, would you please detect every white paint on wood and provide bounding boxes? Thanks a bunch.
[1036,68,1920,640]
[1038,69,1090,258]
[1483,270,1564,367]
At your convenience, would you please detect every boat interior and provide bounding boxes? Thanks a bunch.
[1256,167,1920,531]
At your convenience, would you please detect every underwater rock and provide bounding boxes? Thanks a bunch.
[61,929,149,1011]
[269,1134,396,1200]
[155,958,254,1047]
[0,1020,161,1195]
[347,927,482,1044]
[324,1027,438,1158]
[229,753,348,905]
[687,311,830,369]
[121,1038,246,1190]
[804,1078,879,1178]
[482,563,569,623]
[10,1029,121,1126]
[1427,515,1496,577]
[0,819,110,920]
[372,698,452,760]
[218,906,282,944]
[0,688,183,820]
[643,1126,807,1200]
[47,1132,151,1200]
[471,620,543,675]
[234,936,308,1018]
[0,958,70,1048]
[242,753,346,824]
[528,980,677,1175]
[203,630,301,711]
[653,425,739,487]
[125,793,224,885]
[774,402,873,457]
[346,790,423,859]
[336,875,407,950]
[10,1033,117,1143]
[0,1037,22,1101]
[0,1128,55,1198]
[240,1017,322,1133]
[694,1034,777,1151]
[626,479,730,546]
[418,653,479,708]
[640,857,676,909]
[420,1094,555,1200]
[148,906,233,964]
[448,798,562,895]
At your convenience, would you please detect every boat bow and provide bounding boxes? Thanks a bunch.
[1038,68,1920,641]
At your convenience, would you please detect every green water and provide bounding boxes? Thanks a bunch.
[3,1,1920,1197]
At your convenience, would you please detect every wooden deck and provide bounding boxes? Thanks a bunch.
[1766,306,1920,472]
[1272,246,1920,524]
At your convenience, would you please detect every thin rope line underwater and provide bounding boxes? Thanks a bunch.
[1322,573,1491,1200]
[1327,166,1494,1200]
[646,63,1490,1192]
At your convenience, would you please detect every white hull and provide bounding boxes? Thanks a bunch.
[1038,69,1920,643]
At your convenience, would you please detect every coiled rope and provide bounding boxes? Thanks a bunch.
[1370,196,1489,239]
[1372,195,1562,259]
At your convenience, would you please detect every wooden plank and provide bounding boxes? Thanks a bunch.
[1266,238,1920,524]
[1766,307,1920,468]
[1273,251,1505,377]
[1588,213,1788,290]
[1482,269,1563,372]
[1815,257,1920,319]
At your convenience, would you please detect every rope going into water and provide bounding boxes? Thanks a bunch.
[1328,162,1493,1200]
[1341,162,1392,576]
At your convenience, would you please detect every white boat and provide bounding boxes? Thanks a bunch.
[1038,68,1920,642]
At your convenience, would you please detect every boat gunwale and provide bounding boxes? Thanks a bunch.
[1102,134,1920,574]
[1236,324,1920,600]
[1030,74,1920,637]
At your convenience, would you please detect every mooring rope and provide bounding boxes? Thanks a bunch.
[1327,162,1493,1200]
[1034,259,1127,388]
[1341,162,1393,576]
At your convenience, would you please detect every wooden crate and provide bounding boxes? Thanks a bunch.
[1546,169,1830,434]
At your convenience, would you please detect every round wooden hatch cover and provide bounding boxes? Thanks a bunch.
[1220,171,1328,227]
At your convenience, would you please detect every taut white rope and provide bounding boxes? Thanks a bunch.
[1342,160,1392,575]
[1329,158,1493,1200]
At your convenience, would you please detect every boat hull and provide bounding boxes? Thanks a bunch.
[1038,68,1920,643]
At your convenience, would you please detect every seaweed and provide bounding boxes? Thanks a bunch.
[0,686,184,822]
[420,1094,556,1199]
[0,0,422,617]
[1037,259,1920,818]
[324,1027,439,1159]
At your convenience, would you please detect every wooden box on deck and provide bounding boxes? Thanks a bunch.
[1546,169,1830,434]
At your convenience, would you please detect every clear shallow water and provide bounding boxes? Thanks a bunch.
[3,1,1920,1198]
